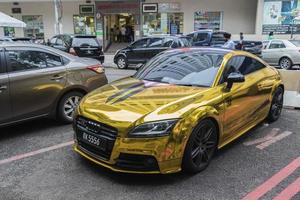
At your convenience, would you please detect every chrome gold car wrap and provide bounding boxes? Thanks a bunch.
[73,49,283,174]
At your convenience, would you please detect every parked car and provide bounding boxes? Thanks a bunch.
[186,29,229,47]
[74,48,283,174]
[113,35,191,69]
[262,39,300,69]
[48,34,104,63]
[234,40,263,56]
[0,43,108,126]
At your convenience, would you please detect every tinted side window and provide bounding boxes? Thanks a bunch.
[196,33,208,42]
[223,56,266,79]
[56,38,64,46]
[149,38,163,47]
[45,53,63,67]
[269,41,286,49]
[131,39,149,48]
[8,50,47,72]
[163,38,174,47]
[211,33,226,45]
[50,37,57,45]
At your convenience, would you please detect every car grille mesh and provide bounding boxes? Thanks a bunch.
[76,116,118,160]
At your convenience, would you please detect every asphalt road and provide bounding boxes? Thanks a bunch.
[0,68,299,200]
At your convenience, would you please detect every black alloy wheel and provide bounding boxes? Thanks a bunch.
[267,87,284,122]
[182,119,218,173]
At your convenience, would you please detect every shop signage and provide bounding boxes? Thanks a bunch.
[96,1,139,15]
[80,5,94,14]
[263,0,300,34]
[158,3,181,12]
[142,3,158,13]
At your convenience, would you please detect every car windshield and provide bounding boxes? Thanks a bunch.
[289,40,300,47]
[134,50,225,87]
[72,37,99,47]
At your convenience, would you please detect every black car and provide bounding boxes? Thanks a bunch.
[48,34,104,63]
[234,40,263,56]
[113,36,191,69]
[187,30,228,47]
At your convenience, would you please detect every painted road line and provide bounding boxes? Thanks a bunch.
[256,131,293,150]
[0,141,74,166]
[243,128,293,150]
[242,156,300,200]
[273,176,300,200]
[243,128,279,146]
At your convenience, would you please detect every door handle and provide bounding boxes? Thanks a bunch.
[51,75,64,80]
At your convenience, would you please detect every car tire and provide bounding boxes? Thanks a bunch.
[116,56,128,69]
[279,57,293,70]
[57,91,84,124]
[182,119,218,173]
[267,87,284,123]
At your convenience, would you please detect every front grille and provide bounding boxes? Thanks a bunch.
[76,116,118,160]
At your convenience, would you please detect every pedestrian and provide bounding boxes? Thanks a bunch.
[121,25,126,42]
[268,31,274,40]
[222,33,236,50]
[113,25,118,42]
[236,32,244,50]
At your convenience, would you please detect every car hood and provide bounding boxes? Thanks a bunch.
[78,77,211,132]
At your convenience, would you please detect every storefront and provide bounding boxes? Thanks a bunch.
[142,3,183,36]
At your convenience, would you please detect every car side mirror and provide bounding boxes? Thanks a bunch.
[226,72,245,90]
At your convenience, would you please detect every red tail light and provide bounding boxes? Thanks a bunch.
[87,64,104,74]
[69,47,77,56]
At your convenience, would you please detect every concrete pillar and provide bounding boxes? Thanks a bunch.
[255,0,264,39]
[0,27,4,37]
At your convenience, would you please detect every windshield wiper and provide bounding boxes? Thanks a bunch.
[176,83,209,87]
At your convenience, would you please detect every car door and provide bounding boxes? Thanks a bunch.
[6,47,67,120]
[126,38,150,64]
[145,37,166,61]
[221,55,271,141]
[262,41,286,65]
[0,48,11,124]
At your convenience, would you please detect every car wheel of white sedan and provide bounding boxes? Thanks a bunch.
[279,57,292,70]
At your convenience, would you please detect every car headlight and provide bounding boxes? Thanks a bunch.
[129,119,179,138]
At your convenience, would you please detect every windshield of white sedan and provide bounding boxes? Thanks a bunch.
[134,51,225,87]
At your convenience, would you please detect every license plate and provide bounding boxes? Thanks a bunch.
[82,132,106,150]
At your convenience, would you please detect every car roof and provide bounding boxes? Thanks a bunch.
[52,34,96,38]
[0,42,76,58]
[188,29,228,34]
[165,47,233,55]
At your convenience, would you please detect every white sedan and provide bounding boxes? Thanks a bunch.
[262,39,300,69]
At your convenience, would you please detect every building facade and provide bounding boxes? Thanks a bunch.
[0,0,298,48]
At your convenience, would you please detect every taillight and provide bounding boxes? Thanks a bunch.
[87,64,104,74]
[69,48,77,56]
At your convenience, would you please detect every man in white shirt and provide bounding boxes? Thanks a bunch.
[222,33,236,50]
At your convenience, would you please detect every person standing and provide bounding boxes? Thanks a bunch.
[236,32,244,50]
[121,25,126,42]
[268,31,274,40]
[222,33,236,50]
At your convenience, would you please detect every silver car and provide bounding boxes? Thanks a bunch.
[262,39,300,69]
[0,43,108,126]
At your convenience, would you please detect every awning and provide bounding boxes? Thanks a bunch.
[0,12,26,28]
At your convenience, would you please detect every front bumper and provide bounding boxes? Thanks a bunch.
[74,136,182,174]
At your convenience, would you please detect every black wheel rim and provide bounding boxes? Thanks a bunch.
[191,123,217,168]
[271,90,283,119]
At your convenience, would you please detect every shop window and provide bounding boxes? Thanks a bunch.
[73,15,95,35]
[194,12,223,31]
[22,15,45,39]
[4,27,15,37]
[143,13,183,36]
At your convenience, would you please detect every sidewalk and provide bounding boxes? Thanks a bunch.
[102,53,117,68]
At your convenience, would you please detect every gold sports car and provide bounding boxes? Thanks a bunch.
[73,48,284,174]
